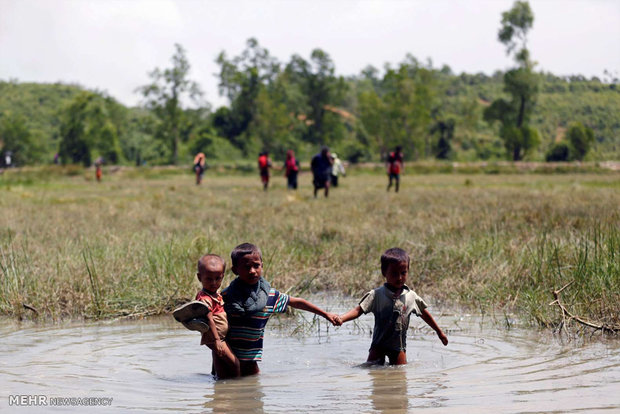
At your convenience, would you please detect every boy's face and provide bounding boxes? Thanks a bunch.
[197,260,225,293]
[383,260,409,289]
[232,253,263,285]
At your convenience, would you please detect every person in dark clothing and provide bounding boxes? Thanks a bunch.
[311,146,333,198]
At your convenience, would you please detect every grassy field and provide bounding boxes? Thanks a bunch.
[1,166,618,334]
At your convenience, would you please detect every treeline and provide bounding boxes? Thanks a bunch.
[1,7,618,167]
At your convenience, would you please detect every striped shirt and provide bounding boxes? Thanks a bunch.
[226,288,289,361]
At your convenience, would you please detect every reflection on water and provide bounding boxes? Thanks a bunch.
[1,306,619,413]
[204,375,265,414]
[368,367,408,413]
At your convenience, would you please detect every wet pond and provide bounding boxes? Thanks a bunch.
[1,302,619,413]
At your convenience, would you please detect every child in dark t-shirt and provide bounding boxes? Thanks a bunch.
[339,247,448,365]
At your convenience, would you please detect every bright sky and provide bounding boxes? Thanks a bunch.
[1,0,618,108]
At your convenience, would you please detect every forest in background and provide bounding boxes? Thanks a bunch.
[1,2,618,167]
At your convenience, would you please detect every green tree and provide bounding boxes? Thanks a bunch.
[285,49,347,146]
[567,122,595,161]
[121,109,161,166]
[0,113,41,166]
[357,88,387,156]
[58,92,124,166]
[137,44,203,164]
[58,93,94,166]
[214,38,281,155]
[380,59,437,159]
[498,1,534,66]
[484,1,540,160]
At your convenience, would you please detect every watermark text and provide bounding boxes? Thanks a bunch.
[9,395,113,407]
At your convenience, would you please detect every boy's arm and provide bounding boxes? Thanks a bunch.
[420,308,448,346]
[205,312,225,356]
[339,305,363,324]
[288,297,341,326]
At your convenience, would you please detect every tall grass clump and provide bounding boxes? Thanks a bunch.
[518,225,619,330]
[0,234,38,318]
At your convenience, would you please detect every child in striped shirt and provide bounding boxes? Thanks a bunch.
[222,243,341,376]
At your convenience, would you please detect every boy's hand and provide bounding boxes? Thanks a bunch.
[215,339,225,356]
[438,331,448,346]
[325,313,342,326]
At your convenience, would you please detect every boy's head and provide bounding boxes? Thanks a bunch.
[381,247,410,289]
[197,254,226,293]
[231,243,263,285]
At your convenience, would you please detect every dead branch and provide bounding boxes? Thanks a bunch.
[549,282,620,334]
[22,303,39,314]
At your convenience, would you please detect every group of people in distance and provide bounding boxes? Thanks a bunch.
[174,243,448,379]
[256,147,346,196]
[193,145,404,194]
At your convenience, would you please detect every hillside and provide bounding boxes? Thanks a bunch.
[1,72,618,165]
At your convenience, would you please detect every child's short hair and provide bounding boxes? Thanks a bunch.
[380,247,410,274]
[231,243,262,267]
[197,254,225,274]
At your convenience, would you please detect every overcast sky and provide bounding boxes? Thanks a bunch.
[1,0,618,108]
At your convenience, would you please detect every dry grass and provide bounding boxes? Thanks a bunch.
[1,166,618,333]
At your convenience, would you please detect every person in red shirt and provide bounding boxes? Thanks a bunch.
[386,146,404,192]
[258,152,272,191]
[283,150,299,190]
[94,157,104,182]
[193,255,240,378]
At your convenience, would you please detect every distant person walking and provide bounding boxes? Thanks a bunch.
[94,157,104,182]
[386,146,404,193]
[284,150,300,190]
[330,152,346,187]
[311,146,333,198]
[194,152,206,185]
[258,151,272,191]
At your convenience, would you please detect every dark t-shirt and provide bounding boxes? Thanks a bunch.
[311,153,332,177]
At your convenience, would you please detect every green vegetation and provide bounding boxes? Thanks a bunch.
[1,2,619,167]
[58,91,124,166]
[136,44,204,165]
[0,168,617,334]
[484,1,540,161]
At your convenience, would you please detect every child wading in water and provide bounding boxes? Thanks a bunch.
[339,247,448,365]
[223,243,341,376]
[175,254,240,378]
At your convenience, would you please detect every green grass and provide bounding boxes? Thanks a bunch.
[0,166,618,334]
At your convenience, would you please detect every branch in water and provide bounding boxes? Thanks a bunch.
[549,281,619,334]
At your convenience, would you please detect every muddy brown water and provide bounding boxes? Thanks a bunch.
[1,301,618,413]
